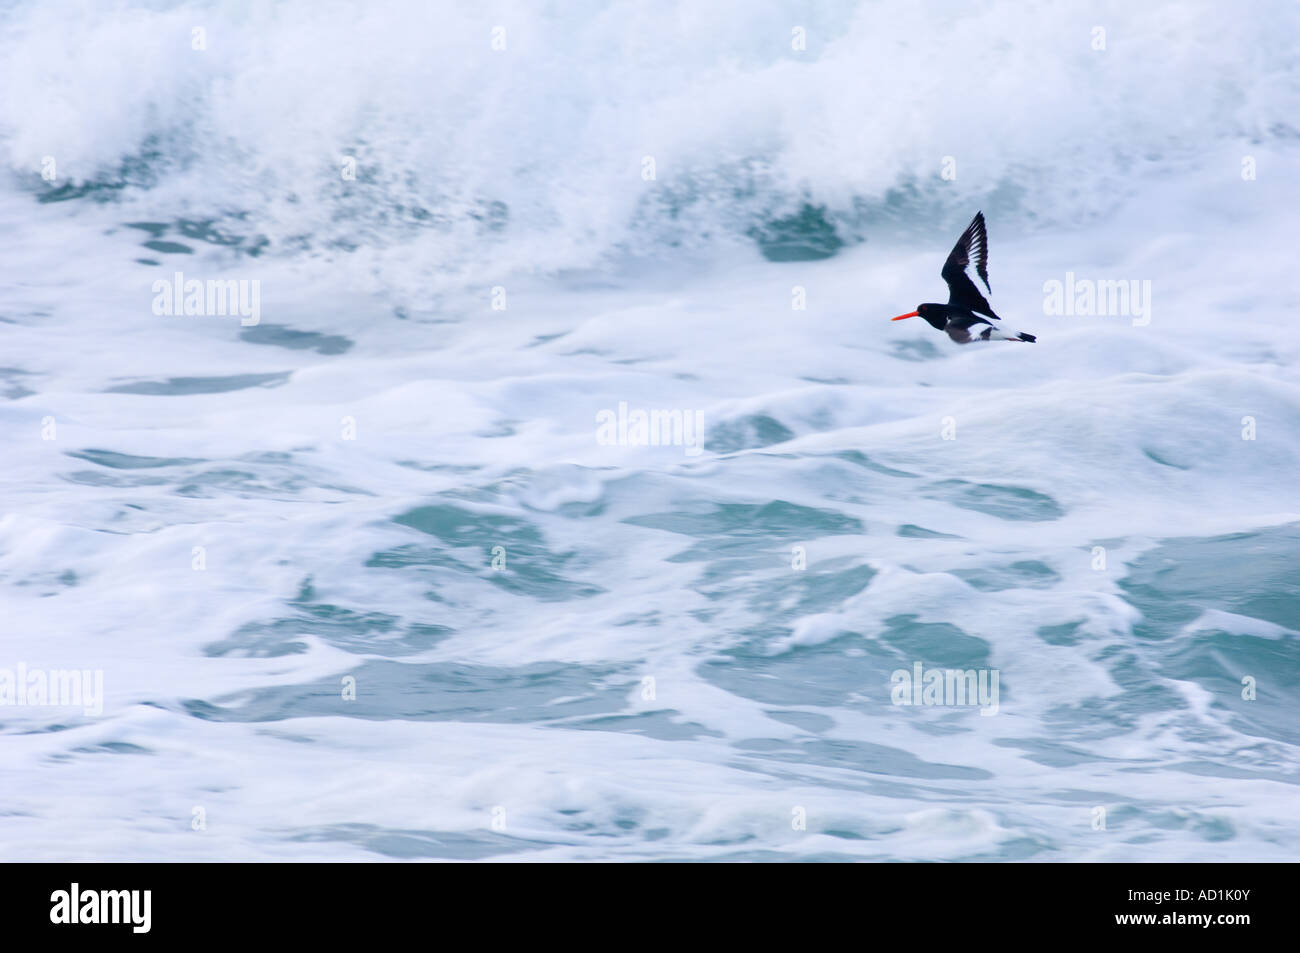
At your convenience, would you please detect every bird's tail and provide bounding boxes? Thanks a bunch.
[994,328,1036,343]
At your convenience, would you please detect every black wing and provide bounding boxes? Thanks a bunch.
[941,212,1000,320]
[947,312,993,330]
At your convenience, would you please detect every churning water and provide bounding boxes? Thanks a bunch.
[0,0,1297,860]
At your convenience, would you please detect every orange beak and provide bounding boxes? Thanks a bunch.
[890,311,918,321]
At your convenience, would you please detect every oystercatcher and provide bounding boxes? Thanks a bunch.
[890,212,1036,344]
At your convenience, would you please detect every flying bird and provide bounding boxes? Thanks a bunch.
[890,212,1036,344]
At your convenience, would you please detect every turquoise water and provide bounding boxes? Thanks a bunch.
[0,0,1298,861]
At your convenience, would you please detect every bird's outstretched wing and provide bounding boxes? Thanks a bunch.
[941,212,1000,320]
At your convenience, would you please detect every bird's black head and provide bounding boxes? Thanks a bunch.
[890,303,948,330]
[894,306,946,332]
